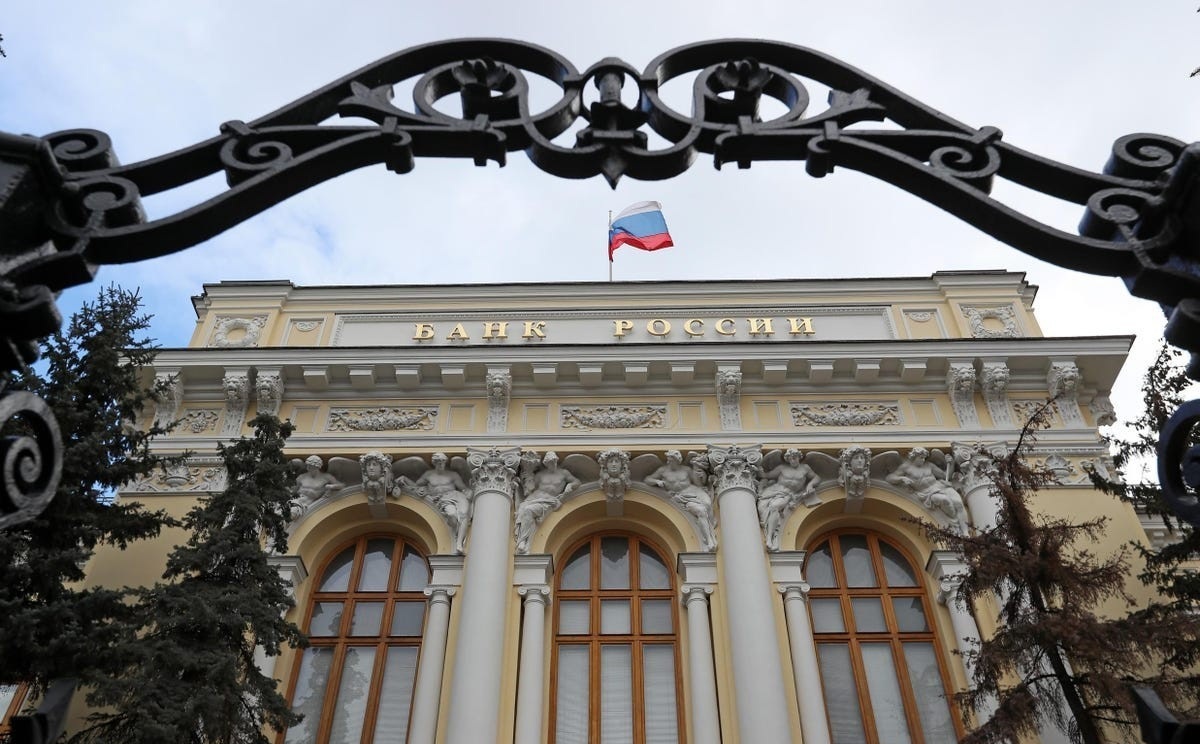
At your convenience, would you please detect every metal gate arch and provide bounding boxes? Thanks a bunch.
[1,37,1198,534]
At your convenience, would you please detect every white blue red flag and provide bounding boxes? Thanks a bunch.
[609,201,674,260]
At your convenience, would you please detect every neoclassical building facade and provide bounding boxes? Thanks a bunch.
[71,271,1155,744]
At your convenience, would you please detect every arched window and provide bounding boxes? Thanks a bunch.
[550,533,685,744]
[804,531,962,744]
[282,535,430,744]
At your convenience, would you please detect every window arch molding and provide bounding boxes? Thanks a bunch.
[802,528,966,744]
[289,496,450,568]
[786,488,942,559]
[535,487,699,558]
[549,530,689,744]
[279,531,433,744]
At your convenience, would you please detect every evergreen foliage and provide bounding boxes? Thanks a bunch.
[0,286,173,691]
[75,414,306,744]
[925,400,1200,744]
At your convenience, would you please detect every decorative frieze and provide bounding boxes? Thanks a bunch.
[127,459,226,493]
[221,372,250,437]
[980,361,1013,428]
[716,367,743,431]
[790,402,901,427]
[961,304,1021,338]
[255,371,283,417]
[327,407,437,432]
[486,369,511,433]
[1011,399,1057,426]
[210,315,268,347]
[946,362,980,428]
[560,405,666,430]
[179,409,220,434]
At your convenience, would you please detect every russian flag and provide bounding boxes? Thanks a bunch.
[609,201,674,260]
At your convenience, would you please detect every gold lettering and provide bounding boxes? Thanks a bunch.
[787,317,815,335]
[413,323,435,340]
[747,317,775,336]
[647,318,671,336]
[523,321,547,339]
[446,323,470,341]
[481,321,508,339]
[684,318,705,336]
[613,319,634,337]
[716,318,737,335]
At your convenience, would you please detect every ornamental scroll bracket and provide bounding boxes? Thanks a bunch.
[2,37,1200,533]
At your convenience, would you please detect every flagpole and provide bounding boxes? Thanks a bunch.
[607,209,613,283]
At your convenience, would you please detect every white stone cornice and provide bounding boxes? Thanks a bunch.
[428,554,466,587]
[677,552,719,585]
[926,550,969,604]
[513,553,554,586]
[768,550,808,585]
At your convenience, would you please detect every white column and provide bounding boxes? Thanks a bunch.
[681,584,722,744]
[255,555,308,679]
[707,444,793,743]
[445,447,522,744]
[780,584,832,744]
[513,585,550,744]
[770,551,830,744]
[407,585,456,744]
[927,552,1001,730]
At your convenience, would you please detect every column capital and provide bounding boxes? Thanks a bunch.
[267,554,309,602]
[776,582,812,601]
[424,584,458,603]
[926,549,968,606]
[517,584,551,606]
[681,583,715,604]
[467,446,522,501]
[706,443,763,495]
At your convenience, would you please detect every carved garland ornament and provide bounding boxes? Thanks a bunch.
[328,407,437,432]
[179,409,220,433]
[791,402,901,426]
[210,316,268,348]
[961,305,1022,339]
[128,460,227,492]
[561,405,666,430]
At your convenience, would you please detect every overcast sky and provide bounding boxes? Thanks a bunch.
[3,2,1198,420]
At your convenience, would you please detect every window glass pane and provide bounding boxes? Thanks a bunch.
[810,598,845,633]
[817,643,867,744]
[643,645,680,744]
[880,542,919,587]
[350,601,385,636]
[860,644,913,744]
[601,645,634,744]
[601,600,631,635]
[359,538,394,591]
[398,547,429,591]
[600,536,630,589]
[561,545,591,590]
[555,646,589,744]
[308,602,343,637]
[892,597,929,632]
[903,642,957,744]
[372,646,419,744]
[639,543,670,589]
[0,684,20,717]
[641,599,673,634]
[851,598,887,633]
[839,535,877,587]
[328,646,377,744]
[284,647,334,744]
[806,542,836,587]
[559,600,590,635]
[390,601,425,637]
[319,547,355,592]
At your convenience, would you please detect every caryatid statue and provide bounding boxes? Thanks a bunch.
[403,452,471,554]
[885,447,967,531]
[289,455,344,519]
[514,451,580,554]
[646,449,717,551]
[757,448,821,551]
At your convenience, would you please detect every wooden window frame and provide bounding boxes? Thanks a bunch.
[0,683,29,736]
[278,534,429,744]
[805,530,965,744]
[548,532,688,744]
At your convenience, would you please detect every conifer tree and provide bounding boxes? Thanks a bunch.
[925,401,1200,744]
[76,414,306,744]
[0,286,172,692]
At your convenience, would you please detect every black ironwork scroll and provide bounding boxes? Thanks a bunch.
[1,38,1198,532]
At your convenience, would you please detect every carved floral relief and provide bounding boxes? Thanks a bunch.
[561,405,666,430]
[327,407,437,432]
[791,402,901,427]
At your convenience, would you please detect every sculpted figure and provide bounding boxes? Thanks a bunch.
[647,450,717,551]
[597,448,631,504]
[360,451,394,505]
[291,455,343,518]
[757,448,820,551]
[886,447,966,528]
[514,451,580,553]
[404,452,471,553]
[838,446,872,501]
